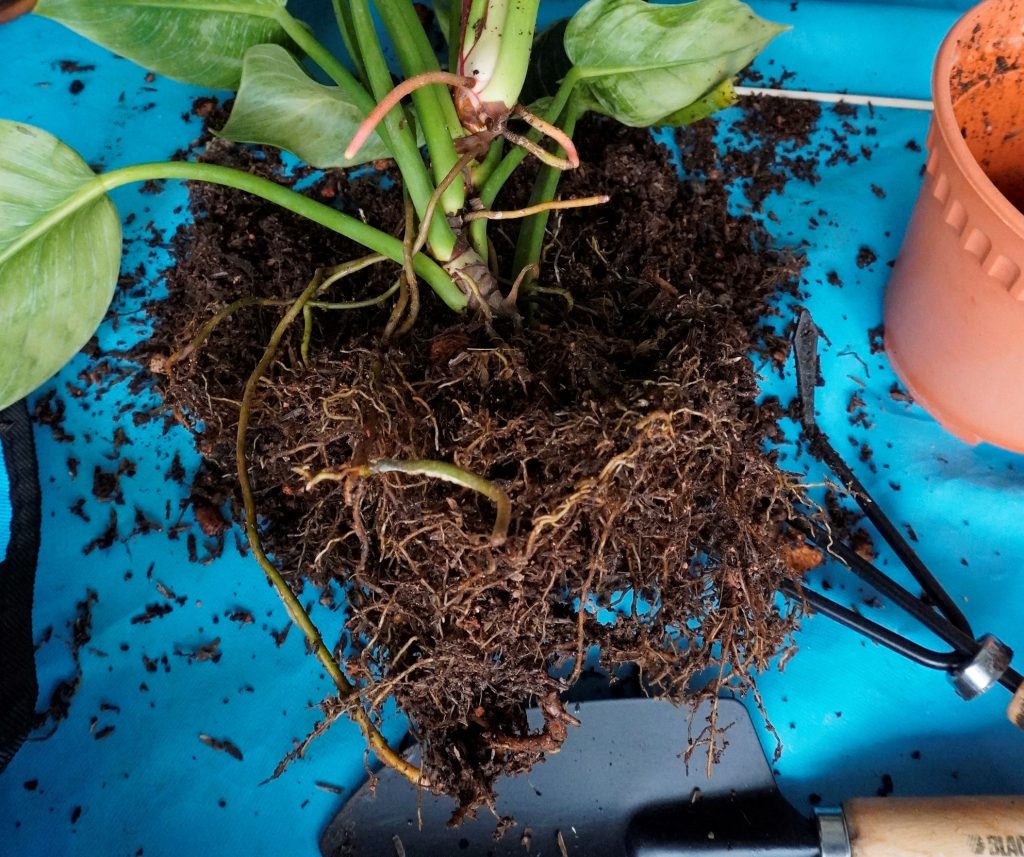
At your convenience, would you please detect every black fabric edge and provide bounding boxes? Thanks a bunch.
[0,399,41,772]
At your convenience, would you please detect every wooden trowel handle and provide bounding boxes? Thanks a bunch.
[844,796,1024,857]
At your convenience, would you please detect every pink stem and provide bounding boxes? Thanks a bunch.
[345,72,477,160]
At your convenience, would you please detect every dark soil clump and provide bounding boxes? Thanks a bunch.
[137,111,811,811]
[721,93,821,207]
[856,245,878,268]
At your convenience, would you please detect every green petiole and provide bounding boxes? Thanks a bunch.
[373,0,466,215]
[512,101,583,284]
[0,161,466,312]
[479,67,582,206]
[347,0,459,261]
[327,0,367,83]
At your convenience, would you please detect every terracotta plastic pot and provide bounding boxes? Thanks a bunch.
[884,0,1024,452]
[0,0,36,24]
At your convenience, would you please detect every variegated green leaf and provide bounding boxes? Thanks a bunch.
[33,0,292,89]
[565,0,785,127]
[217,44,390,168]
[657,79,738,127]
[0,121,121,409]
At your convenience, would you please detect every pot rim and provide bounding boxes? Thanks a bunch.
[931,0,1024,239]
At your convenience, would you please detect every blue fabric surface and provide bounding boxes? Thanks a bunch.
[1,2,1023,856]
[0,432,9,564]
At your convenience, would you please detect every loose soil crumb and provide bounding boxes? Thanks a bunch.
[56,60,95,74]
[34,590,98,730]
[198,733,244,761]
[135,107,816,810]
[868,324,885,354]
[721,93,821,207]
[856,245,878,268]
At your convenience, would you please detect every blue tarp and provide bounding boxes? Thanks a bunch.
[0,431,9,563]
[2,2,1022,855]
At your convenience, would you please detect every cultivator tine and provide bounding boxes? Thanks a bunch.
[787,310,1022,712]
[793,308,820,433]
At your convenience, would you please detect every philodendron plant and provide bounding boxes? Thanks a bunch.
[0,0,783,789]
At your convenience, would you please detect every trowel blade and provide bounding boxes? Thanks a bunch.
[320,697,814,856]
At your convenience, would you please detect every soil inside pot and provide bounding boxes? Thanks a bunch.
[136,103,816,812]
[949,15,1024,213]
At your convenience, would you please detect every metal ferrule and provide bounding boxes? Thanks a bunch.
[816,807,852,857]
[951,634,1013,700]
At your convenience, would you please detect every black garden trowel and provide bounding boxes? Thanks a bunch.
[320,697,1022,856]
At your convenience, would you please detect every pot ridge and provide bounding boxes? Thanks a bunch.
[884,0,1024,452]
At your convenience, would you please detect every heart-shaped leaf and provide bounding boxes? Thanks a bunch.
[33,0,292,90]
[0,121,121,410]
[217,44,391,168]
[565,0,785,127]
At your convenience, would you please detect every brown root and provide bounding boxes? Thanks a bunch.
[233,258,427,788]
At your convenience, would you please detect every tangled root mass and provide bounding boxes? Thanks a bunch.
[144,113,810,809]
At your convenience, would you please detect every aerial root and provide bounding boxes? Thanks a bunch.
[508,103,580,169]
[462,195,609,223]
[346,71,476,160]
